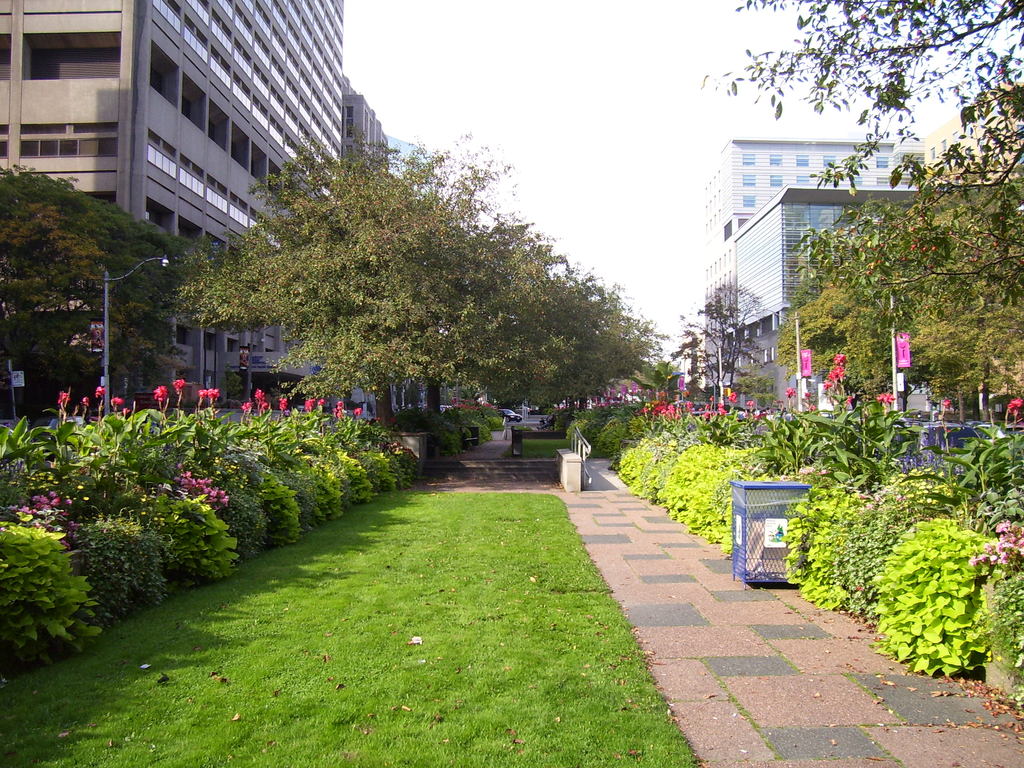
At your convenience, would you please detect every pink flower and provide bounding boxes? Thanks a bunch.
[334,402,345,418]
[1009,397,1023,414]
[785,387,796,398]
[354,407,363,417]
[727,391,737,403]
[207,388,220,402]
[173,378,186,393]
[241,401,253,414]
[717,404,727,415]
[111,396,125,409]
[317,398,326,407]
[304,398,315,412]
[154,385,169,404]
[258,399,270,412]
[254,389,266,403]
[746,400,756,409]
[81,396,90,407]
[95,386,105,399]
[833,353,847,366]
[876,393,896,405]
[684,401,694,412]
[942,398,952,410]
[278,397,289,411]
[57,390,71,407]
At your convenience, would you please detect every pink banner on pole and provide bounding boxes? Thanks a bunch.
[677,374,686,390]
[800,349,813,378]
[896,333,912,369]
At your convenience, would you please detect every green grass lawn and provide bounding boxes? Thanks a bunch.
[1,492,696,768]
[516,438,572,458]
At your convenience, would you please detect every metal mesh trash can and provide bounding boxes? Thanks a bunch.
[730,480,811,584]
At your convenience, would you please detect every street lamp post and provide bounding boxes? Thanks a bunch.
[102,256,169,415]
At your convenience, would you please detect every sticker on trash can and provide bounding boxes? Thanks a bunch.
[764,518,788,548]
[734,514,742,546]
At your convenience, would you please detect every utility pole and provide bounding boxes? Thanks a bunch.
[794,312,804,412]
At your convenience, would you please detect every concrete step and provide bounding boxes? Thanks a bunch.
[421,458,558,482]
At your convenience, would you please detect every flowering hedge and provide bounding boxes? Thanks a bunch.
[0,392,418,672]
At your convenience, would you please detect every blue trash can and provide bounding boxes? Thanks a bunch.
[730,480,811,584]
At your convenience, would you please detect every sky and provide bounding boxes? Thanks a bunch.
[342,1,949,354]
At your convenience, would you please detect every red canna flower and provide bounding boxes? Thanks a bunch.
[154,385,169,404]
[254,389,266,403]
[278,397,289,411]
[727,391,737,403]
[942,398,952,410]
[746,400,756,409]
[173,378,186,393]
[785,387,796,398]
[207,388,220,402]
[95,386,105,400]
[354,407,362,417]
[304,398,315,412]
[876,393,896,405]
[81,396,90,407]
[241,401,253,414]
[57,390,71,407]
[111,396,125,409]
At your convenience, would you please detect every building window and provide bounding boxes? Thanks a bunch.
[823,154,837,166]
[769,174,783,187]
[742,194,756,208]
[796,154,809,167]
[175,325,190,345]
[741,153,755,166]
[769,154,782,166]
[796,175,811,185]
[742,174,756,187]
[876,155,890,169]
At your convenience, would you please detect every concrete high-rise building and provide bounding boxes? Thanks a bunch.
[0,0,382,397]
[702,137,921,402]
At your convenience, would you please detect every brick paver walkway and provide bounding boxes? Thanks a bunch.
[436,433,1024,767]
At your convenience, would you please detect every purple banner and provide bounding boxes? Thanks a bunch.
[677,374,686,390]
[896,333,912,369]
[800,349,813,378]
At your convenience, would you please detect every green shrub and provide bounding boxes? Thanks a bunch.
[260,477,302,547]
[660,444,751,550]
[384,442,419,488]
[311,466,343,523]
[152,496,237,587]
[831,479,934,618]
[619,436,686,503]
[989,572,1024,704]
[216,483,267,560]
[875,518,990,675]
[280,470,319,531]
[593,418,635,463]
[77,516,167,627]
[784,487,864,610]
[0,525,99,667]
[336,452,374,504]
[358,450,398,492]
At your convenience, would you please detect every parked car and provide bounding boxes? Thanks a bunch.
[498,408,522,422]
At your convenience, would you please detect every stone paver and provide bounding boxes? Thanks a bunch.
[429,436,1024,767]
[764,727,888,760]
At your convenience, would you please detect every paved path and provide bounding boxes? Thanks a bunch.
[427,433,1024,767]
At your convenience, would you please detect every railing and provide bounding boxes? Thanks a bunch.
[571,426,592,489]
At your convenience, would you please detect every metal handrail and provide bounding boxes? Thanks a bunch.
[571,426,592,488]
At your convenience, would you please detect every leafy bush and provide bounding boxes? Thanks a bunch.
[785,487,865,610]
[660,444,752,550]
[831,479,935,618]
[216,483,267,560]
[310,466,344,523]
[279,470,319,531]
[358,450,398,493]
[875,518,990,675]
[383,442,419,488]
[0,525,99,667]
[619,435,688,503]
[335,452,374,504]
[260,477,301,547]
[76,516,167,626]
[989,572,1024,704]
[810,405,920,491]
[152,496,237,587]
[937,429,1024,512]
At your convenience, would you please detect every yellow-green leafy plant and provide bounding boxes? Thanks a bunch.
[259,477,301,547]
[659,444,752,549]
[0,525,99,666]
[876,518,990,675]
[151,496,237,587]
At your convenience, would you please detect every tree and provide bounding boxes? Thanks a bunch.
[0,170,184,412]
[677,285,764,402]
[181,143,659,416]
[736,0,1024,300]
